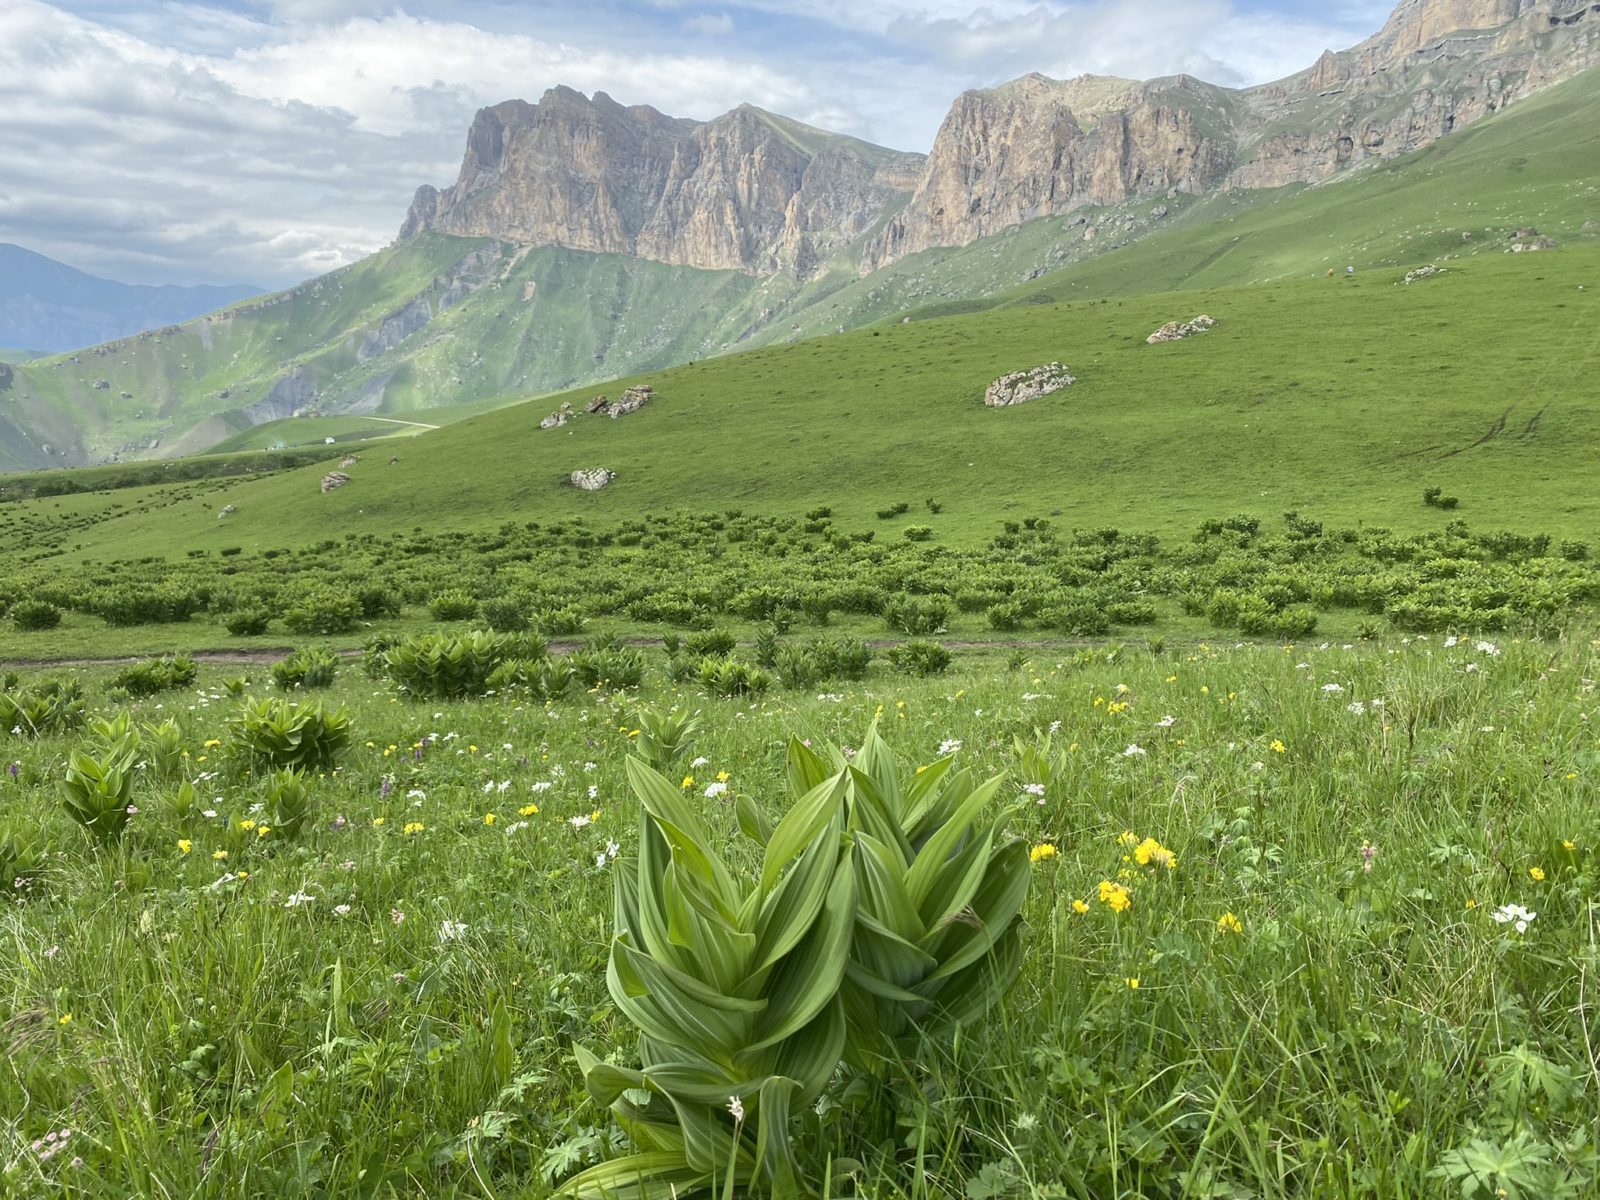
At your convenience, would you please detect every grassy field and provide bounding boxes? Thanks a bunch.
[3,238,1593,568]
[2,628,1598,1198]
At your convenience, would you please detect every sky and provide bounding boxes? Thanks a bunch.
[0,0,1396,289]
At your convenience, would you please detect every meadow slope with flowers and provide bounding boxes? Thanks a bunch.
[4,628,1599,1198]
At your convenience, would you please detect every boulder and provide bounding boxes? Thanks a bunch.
[1404,265,1444,284]
[540,401,574,430]
[1508,237,1557,253]
[320,472,350,494]
[585,394,609,414]
[217,504,236,519]
[983,362,1076,408]
[339,455,360,467]
[1147,314,1219,344]
[570,467,615,491]
[608,384,654,419]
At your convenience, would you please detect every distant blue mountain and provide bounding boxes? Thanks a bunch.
[0,243,261,354]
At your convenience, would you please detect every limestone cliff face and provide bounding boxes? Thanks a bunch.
[400,88,922,277]
[402,0,1600,279]
[862,74,1235,271]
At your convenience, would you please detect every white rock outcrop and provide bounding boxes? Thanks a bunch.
[983,363,1076,407]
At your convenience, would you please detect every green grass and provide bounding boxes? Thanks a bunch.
[3,632,1598,1196]
[9,239,1594,564]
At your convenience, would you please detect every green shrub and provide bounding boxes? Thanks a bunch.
[283,590,360,636]
[1105,599,1159,625]
[1044,602,1110,637]
[92,585,197,627]
[485,657,573,700]
[480,595,531,632]
[261,768,314,841]
[226,697,351,773]
[271,648,339,691]
[111,656,198,698]
[224,609,271,636]
[683,628,736,658]
[568,647,646,690]
[986,601,1025,631]
[2,678,85,737]
[140,718,187,780]
[535,605,587,637]
[428,589,479,621]
[696,656,772,697]
[60,723,140,847]
[886,638,952,676]
[10,600,61,631]
[384,631,506,698]
[354,586,403,619]
[902,524,933,542]
[884,595,948,636]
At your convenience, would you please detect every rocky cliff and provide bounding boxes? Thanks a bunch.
[401,1,1598,278]
[400,88,923,277]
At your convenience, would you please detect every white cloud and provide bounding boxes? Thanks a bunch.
[1,0,1391,288]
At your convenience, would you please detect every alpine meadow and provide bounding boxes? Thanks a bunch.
[4,1,1600,1198]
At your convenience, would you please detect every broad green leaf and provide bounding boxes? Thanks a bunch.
[760,771,846,893]
[904,775,1005,912]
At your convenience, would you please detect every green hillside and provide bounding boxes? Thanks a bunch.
[3,63,1596,479]
[7,239,1593,568]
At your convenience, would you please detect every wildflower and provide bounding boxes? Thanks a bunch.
[58,1013,72,1026]
[1071,899,1089,914]
[691,756,710,768]
[1023,782,1046,802]
[239,820,256,832]
[203,739,220,748]
[1122,743,1146,758]
[1117,830,1138,846]
[212,849,228,860]
[1321,683,1345,693]
[1491,903,1536,933]
[1029,843,1058,863]
[703,780,729,799]
[519,804,539,817]
[406,789,426,801]
[390,908,406,925]
[1133,838,1177,870]
[1360,843,1379,872]
[1529,866,1545,882]
[372,817,385,827]
[1563,840,1576,851]
[1270,739,1286,754]
[1155,715,1177,728]
[938,738,962,755]
[439,919,469,942]
[569,814,593,830]
[284,891,313,908]
[1475,640,1500,656]
[177,839,192,855]
[484,813,497,826]
[403,821,424,835]
[43,945,58,959]
[716,770,730,782]
[1097,880,1132,913]
[681,775,695,790]
[1217,912,1243,934]
[728,1095,745,1123]
[1125,977,1140,989]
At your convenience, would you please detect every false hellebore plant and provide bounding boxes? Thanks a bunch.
[563,720,1028,1198]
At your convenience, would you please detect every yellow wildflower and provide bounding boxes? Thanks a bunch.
[372,817,385,827]
[212,849,228,860]
[177,839,192,855]
[1216,912,1243,934]
[1563,840,1576,852]
[1270,739,1286,754]
[58,1013,72,1026]
[1097,880,1132,913]
[1133,838,1177,870]
[1530,866,1546,882]
[681,775,695,790]
[484,813,496,826]
[1029,843,1058,863]
[1117,830,1138,846]
[404,821,424,835]
[1125,977,1140,989]
[1071,899,1089,914]
[203,739,221,748]
[519,804,539,817]
[716,770,731,783]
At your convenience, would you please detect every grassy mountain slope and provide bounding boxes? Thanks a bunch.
[12,239,1595,565]
[3,64,1596,476]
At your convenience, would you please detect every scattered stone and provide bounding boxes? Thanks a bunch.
[585,394,609,414]
[1151,204,1169,219]
[1513,226,1541,239]
[540,401,574,430]
[1146,314,1219,344]
[218,388,231,399]
[983,362,1076,408]
[1585,219,1598,230]
[92,379,110,390]
[1508,237,1557,253]
[119,391,132,399]
[320,472,350,493]
[570,467,615,491]
[1404,265,1445,284]
[608,384,654,419]
[339,455,360,467]
[218,504,236,518]
[1462,231,1473,241]
[522,280,537,301]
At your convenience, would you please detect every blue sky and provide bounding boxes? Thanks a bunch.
[1,0,1396,287]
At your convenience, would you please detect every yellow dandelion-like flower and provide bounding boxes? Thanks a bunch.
[177,839,192,854]
[1530,866,1546,882]
[1270,739,1286,754]
[716,770,731,783]
[203,739,221,748]
[1216,912,1243,934]
[1071,899,1089,914]
[519,804,539,817]
[1029,843,1058,863]
[404,821,424,835]
[212,849,228,860]
[256,825,271,838]
[58,1013,72,1025]
[1117,830,1138,847]
[484,813,497,826]
[1097,880,1132,913]
[1562,840,1576,851]
[1124,977,1140,989]
[681,775,695,790]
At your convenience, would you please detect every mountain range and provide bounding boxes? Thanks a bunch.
[0,243,258,356]
[1,0,1597,471]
